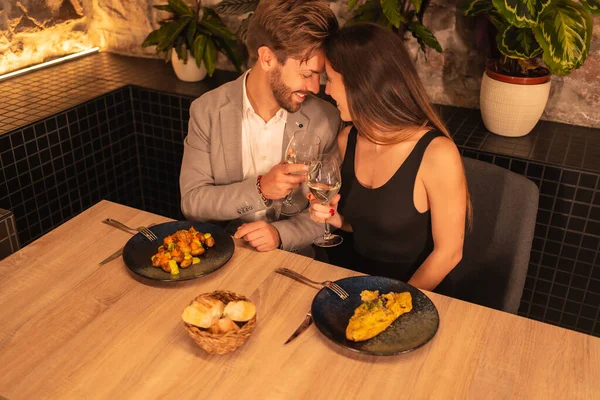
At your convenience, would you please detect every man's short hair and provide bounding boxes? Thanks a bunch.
[245,0,339,64]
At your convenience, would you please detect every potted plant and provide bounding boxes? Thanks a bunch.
[215,0,442,53]
[142,0,245,82]
[346,0,442,53]
[463,0,597,137]
[214,0,258,43]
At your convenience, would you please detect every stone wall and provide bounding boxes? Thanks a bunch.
[87,0,237,68]
[406,1,600,129]
[88,0,160,55]
[0,0,95,74]
[90,0,600,129]
[2,0,599,128]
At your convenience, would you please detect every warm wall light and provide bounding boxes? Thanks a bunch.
[0,47,100,82]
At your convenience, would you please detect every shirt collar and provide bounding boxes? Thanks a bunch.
[242,69,288,123]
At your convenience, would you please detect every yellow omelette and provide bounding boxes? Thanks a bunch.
[346,290,413,342]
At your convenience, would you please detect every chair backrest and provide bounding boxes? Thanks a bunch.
[445,158,539,314]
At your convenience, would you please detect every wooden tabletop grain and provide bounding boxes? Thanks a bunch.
[0,200,598,399]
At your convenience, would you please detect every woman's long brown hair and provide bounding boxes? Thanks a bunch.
[325,23,472,226]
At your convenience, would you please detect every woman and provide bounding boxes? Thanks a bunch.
[308,23,471,293]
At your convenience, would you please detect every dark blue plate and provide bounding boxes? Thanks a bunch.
[122,221,234,282]
[311,276,439,355]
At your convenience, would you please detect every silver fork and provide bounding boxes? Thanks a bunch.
[275,268,349,299]
[102,218,158,242]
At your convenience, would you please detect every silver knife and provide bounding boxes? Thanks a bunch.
[98,247,125,266]
[284,312,313,345]
[99,222,158,266]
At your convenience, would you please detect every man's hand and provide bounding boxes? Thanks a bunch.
[260,162,308,200]
[234,221,281,252]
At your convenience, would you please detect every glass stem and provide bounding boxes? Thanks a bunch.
[324,221,332,239]
[283,192,293,206]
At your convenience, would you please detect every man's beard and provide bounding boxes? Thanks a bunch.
[269,67,307,113]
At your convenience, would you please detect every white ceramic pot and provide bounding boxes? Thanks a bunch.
[171,49,207,82]
[480,68,551,137]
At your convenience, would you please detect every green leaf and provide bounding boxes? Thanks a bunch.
[533,0,592,75]
[580,0,600,15]
[377,11,394,29]
[347,0,382,25]
[410,0,422,13]
[492,0,552,28]
[348,0,359,10]
[141,29,162,48]
[186,19,197,49]
[156,17,192,52]
[417,0,430,22]
[380,0,404,28]
[496,24,542,59]
[163,42,174,62]
[193,34,208,68]
[408,21,442,52]
[215,0,259,14]
[203,38,217,77]
[489,9,508,29]
[176,36,188,63]
[153,4,176,12]
[214,37,245,72]
[200,8,236,40]
[462,0,494,16]
[167,0,194,16]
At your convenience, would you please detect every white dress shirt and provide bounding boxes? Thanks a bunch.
[241,70,287,180]
[239,71,287,223]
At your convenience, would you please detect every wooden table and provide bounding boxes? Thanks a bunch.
[1,200,598,399]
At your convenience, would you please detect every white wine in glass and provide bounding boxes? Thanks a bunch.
[285,150,320,176]
[281,131,321,216]
[307,182,341,204]
[309,153,343,247]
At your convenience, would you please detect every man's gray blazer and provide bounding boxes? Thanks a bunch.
[180,74,341,251]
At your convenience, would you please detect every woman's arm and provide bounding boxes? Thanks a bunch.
[312,195,352,232]
[308,125,354,231]
[407,137,467,291]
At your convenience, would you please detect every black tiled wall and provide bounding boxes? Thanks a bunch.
[131,87,191,220]
[0,88,141,245]
[1,85,599,338]
[0,208,20,260]
[442,106,600,171]
[462,149,600,337]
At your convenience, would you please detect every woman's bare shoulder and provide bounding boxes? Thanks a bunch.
[422,135,463,177]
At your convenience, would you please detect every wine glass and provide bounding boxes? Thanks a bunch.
[280,131,321,216]
[308,153,343,247]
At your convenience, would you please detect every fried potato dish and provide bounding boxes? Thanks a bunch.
[151,226,215,275]
[346,290,412,342]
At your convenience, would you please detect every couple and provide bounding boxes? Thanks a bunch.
[180,0,470,293]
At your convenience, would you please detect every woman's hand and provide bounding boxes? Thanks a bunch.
[307,193,343,228]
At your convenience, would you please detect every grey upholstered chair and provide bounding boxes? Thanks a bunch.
[444,157,539,314]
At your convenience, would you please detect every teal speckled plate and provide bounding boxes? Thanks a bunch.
[311,276,439,355]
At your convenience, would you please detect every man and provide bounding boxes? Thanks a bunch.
[179,0,341,253]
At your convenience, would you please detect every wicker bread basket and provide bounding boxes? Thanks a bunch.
[183,290,257,354]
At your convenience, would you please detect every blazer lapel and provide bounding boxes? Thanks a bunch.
[221,74,313,175]
[221,74,245,182]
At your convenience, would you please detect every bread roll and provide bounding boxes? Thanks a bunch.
[223,300,256,322]
[182,298,225,328]
[208,317,240,334]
